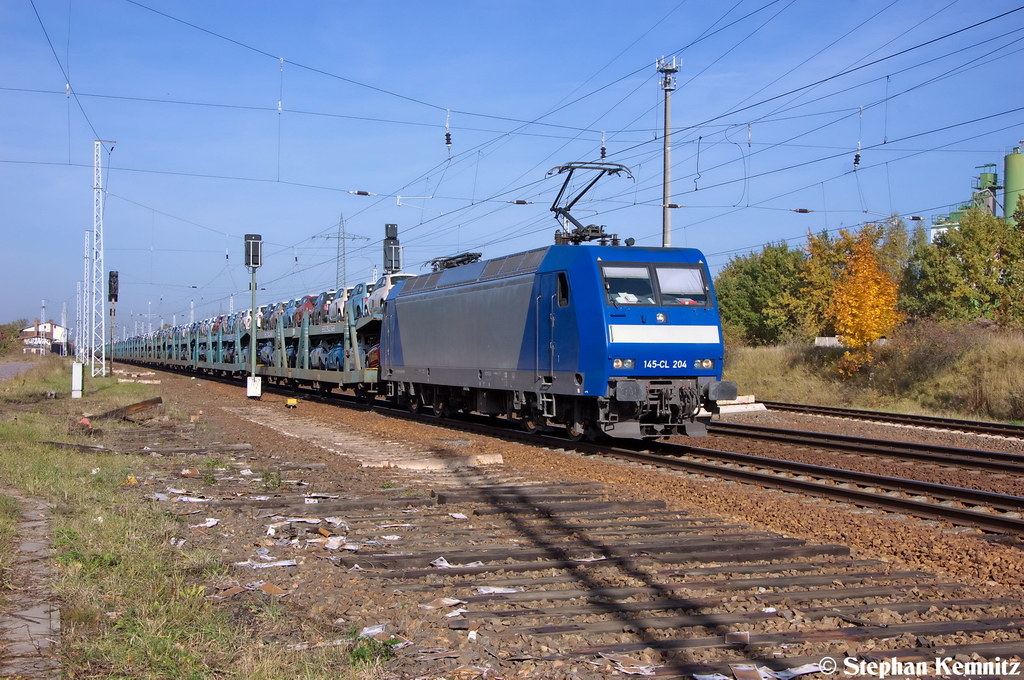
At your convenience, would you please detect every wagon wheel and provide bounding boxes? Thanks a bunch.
[355,383,376,406]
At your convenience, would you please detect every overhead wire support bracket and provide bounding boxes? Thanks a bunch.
[397,195,443,215]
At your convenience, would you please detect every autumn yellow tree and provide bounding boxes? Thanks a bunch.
[796,228,856,337]
[827,226,904,375]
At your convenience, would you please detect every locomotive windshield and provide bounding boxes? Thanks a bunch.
[656,266,708,306]
[602,263,708,306]
[603,266,656,305]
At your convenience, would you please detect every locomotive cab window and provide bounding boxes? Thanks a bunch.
[655,266,709,306]
[602,266,656,305]
[557,272,570,307]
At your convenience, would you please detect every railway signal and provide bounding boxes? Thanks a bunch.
[245,234,262,399]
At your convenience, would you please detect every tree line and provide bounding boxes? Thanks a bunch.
[713,199,1024,369]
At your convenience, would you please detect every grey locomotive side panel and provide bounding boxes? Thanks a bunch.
[395,275,535,370]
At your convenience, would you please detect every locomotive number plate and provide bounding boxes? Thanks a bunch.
[642,359,687,369]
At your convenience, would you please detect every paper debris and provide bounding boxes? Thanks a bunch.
[234,559,297,569]
[420,597,466,610]
[304,498,318,504]
[467,631,477,642]
[150,492,169,501]
[169,537,185,547]
[574,555,607,562]
[599,653,658,676]
[378,523,414,528]
[256,582,287,596]
[762,607,777,613]
[380,535,401,541]
[725,631,750,644]
[94,516,103,523]
[190,518,219,528]
[325,536,346,550]
[431,556,453,568]
[764,664,821,680]
[91,468,100,475]
[729,664,765,680]
[448,512,468,520]
[286,638,348,652]
[166,486,186,494]
[206,586,246,601]
[359,623,386,639]
[445,608,469,618]
[693,674,731,680]
[180,468,200,478]
[475,586,523,595]
[176,496,211,503]
[240,469,254,476]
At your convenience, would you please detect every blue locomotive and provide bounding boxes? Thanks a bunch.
[111,162,736,439]
[379,243,736,438]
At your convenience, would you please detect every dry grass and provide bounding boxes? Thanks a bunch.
[725,321,1024,422]
[0,359,388,679]
[0,494,18,597]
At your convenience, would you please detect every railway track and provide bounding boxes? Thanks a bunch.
[115,361,1024,536]
[761,400,1024,439]
[370,406,1024,537]
[156,365,1024,537]
[709,420,1024,475]
[135,439,1024,679]
[104,366,1024,678]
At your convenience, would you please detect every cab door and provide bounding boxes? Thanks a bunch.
[534,271,577,381]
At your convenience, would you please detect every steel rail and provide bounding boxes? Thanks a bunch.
[709,421,1024,475]
[585,441,1024,535]
[113,359,1024,534]
[760,400,1024,438]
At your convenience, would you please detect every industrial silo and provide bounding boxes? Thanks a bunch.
[1005,143,1024,222]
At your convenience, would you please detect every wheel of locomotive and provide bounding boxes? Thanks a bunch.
[521,409,545,434]
[408,393,423,414]
[431,391,449,418]
[565,420,589,442]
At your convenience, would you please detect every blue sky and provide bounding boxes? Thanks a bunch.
[3,0,1023,335]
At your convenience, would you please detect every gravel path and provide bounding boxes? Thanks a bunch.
[0,362,35,382]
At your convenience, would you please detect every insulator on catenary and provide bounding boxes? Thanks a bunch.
[854,152,861,168]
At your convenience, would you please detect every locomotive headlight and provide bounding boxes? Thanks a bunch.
[612,358,635,370]
[656,313,667,323]
[698,359,715,369]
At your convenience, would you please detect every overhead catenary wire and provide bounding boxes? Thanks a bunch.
[22,2,1024,325]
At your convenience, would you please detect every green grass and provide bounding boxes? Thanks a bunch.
[0,358,386,679]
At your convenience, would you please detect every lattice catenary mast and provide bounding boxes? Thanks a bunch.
[90,140,109,377]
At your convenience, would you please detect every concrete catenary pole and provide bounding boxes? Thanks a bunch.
[657,57,679,248]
